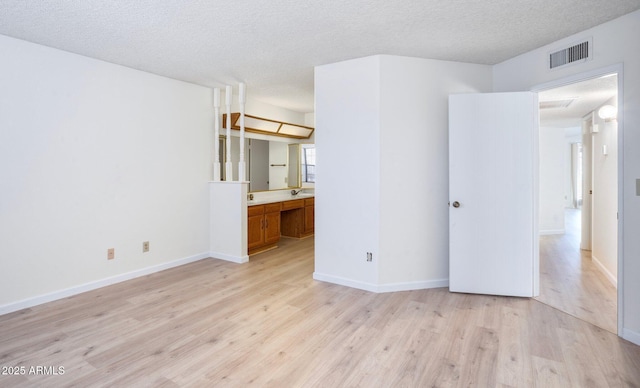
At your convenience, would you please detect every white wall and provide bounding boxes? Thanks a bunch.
[592,100,618,284]
[209,182,248,263]
[377,56,492,286]
[314,56,381,288]
[0,35,212,311]
[539,127,566,234]
[314,55,491,291]
[493,9,639,343]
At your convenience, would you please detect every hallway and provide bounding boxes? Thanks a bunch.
[536,208,617,333]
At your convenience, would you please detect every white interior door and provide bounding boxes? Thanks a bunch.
[581,116,593,251]
[449,92,539,297]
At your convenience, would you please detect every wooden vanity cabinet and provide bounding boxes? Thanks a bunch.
[281,197,314,238]
[248,203,281,255]
[280,200,304,238]
[281,199,304,211]
[248,197,314,255]
[303,197,314,235]
[264,206,281,245]
[247,207,264,252]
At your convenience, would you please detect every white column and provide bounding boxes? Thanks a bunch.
[213,88,221,181]
[238,82,247,182]
[225,85,233,180]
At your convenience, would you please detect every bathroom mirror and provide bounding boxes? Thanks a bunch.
[247,139,296,192]
[221,136,313,192]
[216,136,226,180]
[287,144,300,189]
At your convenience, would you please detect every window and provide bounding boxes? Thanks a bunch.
[301,145,315,183]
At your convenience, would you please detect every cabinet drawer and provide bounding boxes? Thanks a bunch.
[264,203,282,213]
[304,197,314,207]
[281,199,304,210]
[248,205,264,217]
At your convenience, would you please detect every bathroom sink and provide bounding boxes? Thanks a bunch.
[294,193,314,198]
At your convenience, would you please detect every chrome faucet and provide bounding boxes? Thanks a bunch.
[291,189,302,196]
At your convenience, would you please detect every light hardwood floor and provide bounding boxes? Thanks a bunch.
[536,208,617,334]
[1,236,639,387]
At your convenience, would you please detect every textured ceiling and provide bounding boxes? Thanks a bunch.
[0,0,638,112]
[539,74,618,128]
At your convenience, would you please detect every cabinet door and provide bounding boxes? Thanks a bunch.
[264,212,281,245]
[304,205,314,234]
[248,214,265,251]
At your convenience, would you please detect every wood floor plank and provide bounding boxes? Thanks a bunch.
[556,326,611,387]
[495,305,534,387]
[536,208,617,333]
[1,236,639,387]
[583,324,640,387]
[531,355,572,388]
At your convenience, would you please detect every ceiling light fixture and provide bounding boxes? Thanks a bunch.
[223,113,314,139]
[597,104,617,121]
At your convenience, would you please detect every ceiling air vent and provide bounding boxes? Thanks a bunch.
[549,40,591,69]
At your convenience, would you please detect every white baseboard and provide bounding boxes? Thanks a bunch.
[622,328,640,346]
[591,255,617,287]
[377,279,449,292]
[209,251,249,264]
[313,272,448,293]
[312,272,378,292]
[0,252,210,316]
[539,229,565,235]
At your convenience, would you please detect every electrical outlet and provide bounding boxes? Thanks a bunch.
[366,252,373,262]
[143,241,149,253]
[107,248,115,260]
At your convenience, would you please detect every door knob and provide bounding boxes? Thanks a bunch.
[452,201,460,208]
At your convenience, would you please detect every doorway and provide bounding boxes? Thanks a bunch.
[536,72,619,333]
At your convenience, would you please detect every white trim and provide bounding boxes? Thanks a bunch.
[531,64,622,93]
[531,63,625,338]
[313,272,378,292]
[532,97,541,298]
[539,229,565,235]
[377,279,449,293]
[615,64,625,341]
[0,252,210,316]
[209,251,249,264]
[313,272,448,293]
[622,328,640,347]
[591,255,617,287]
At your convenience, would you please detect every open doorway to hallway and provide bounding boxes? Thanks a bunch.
[537,208,617,333]
[536,74,619,334]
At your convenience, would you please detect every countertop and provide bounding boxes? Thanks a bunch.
[247,194,314,206]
